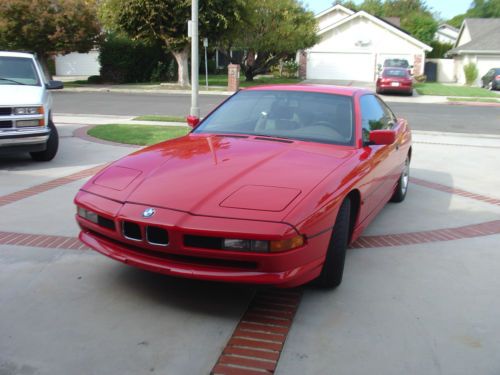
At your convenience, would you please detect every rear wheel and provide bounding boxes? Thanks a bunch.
[30,120,59,162]
[316,198,351,288]
[390,156,410,203]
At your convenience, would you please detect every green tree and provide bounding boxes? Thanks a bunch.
[339,0,437,45]
[100,0,246,87]
[0,0,101,76]
[447,0,500,28]
[227,0,318,81]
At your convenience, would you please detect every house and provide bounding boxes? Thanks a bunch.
[446,18,500,85]
[434,24,459,45]
[299,4,432,82]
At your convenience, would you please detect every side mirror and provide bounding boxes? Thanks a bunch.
[369,130,396,145]
[46,80,64,90]
[186,115,200,128]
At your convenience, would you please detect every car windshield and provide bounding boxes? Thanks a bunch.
[194,90,354,145]
[0,57,40,86]
[383,69,408,78]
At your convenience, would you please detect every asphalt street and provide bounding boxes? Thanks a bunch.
[53,91,500,135]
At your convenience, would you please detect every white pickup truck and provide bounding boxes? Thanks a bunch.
[0,51,63,161]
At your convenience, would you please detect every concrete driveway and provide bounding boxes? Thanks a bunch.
[1,120,500,375]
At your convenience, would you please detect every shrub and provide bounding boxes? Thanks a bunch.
[463,62,478,86]
[283,60,299,78]
[99,33,177,83]
[414,74,427,83]
[87,75,102,84]
[427,41,454,59]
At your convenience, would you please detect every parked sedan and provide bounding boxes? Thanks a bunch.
[74,85,412,288]
[481,68,500,90]
[376,68,413,96]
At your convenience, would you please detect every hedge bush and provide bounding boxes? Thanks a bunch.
[99,34,177,83]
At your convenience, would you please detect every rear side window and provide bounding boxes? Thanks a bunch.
[360,95,392,143]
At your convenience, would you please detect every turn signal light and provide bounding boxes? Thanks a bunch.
[270,235,305,253]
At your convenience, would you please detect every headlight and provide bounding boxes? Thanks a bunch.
[223,239,269,252]
[222,235,305,253]
[14,106,43,115]
[77,207,98,224]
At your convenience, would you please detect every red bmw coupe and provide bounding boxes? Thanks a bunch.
[75,85,412,288]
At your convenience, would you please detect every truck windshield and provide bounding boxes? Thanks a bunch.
[0,57,40,86]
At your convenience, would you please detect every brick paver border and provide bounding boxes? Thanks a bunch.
[0,164,105,208]
[211,289,302,375]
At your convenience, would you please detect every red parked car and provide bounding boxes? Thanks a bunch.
[376,67,413,96]
[74,85,412,288]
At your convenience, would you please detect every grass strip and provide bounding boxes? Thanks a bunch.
[414,83,499,98]
[87,124,189,146]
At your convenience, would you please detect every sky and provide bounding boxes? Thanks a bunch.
[303,0,472,20]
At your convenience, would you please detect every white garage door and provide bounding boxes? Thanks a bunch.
[307,52,375,81]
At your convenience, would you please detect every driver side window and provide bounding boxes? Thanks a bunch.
[360,95,391,143]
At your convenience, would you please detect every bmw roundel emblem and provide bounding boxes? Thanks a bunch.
[142,208,156,218]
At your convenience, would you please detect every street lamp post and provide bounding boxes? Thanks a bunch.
[190,0,200,118]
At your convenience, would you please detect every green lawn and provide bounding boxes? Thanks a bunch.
[64,75,301,89]
[200,74,301,88]
[133,115,185,123]
[87,124,190,146]
[414,83,500,97]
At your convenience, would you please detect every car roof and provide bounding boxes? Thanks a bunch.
[0,51,35,59]
[243,84,370,96]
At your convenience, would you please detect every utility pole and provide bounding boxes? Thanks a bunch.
[190,0,200,118]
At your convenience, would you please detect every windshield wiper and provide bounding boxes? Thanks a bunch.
[252,133,294,141]
[0,77,26,85]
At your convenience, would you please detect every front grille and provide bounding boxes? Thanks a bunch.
[146,226,169,246]
[0,107,12,116]
[184,235,223,250]
[123,221,142,241]
[0,121,13,129]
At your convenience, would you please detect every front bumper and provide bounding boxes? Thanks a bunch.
[75,191,330,287]
[0,128,50,153]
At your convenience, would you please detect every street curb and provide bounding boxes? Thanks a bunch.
[447,101,500,108]
[58,87,234,96]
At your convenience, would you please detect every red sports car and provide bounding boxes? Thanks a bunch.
[376,67,413,96]
[75,85,412,288]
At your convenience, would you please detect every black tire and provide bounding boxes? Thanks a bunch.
[30,120,59,161]
[390,156,410,203]
[316,198,351,288]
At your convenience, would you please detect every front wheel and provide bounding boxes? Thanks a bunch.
[30,120,59,162]
[316,198,351,288]
[391,156,410,203]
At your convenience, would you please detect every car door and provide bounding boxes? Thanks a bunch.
[357,94,398,221]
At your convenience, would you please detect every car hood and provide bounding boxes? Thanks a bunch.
[83,134,355,222]
[0,85,44,105]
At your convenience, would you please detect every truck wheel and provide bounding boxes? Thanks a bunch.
[30,120,59,162]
